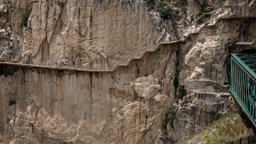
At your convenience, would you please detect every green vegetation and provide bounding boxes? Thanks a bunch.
[177,114,253,144]
[161,105,176,133]
[145,0,155,10]
[145,0,172,20]
[202,133,228,144]
[196,6,213,24]
[195,0,226,24]
[21,11,31,27]
[196,6,213,19]
[177,85,187,99]
[157,1,172,20]
[203,134,212,144]
[219,0,226,5]
[173,76,179,95]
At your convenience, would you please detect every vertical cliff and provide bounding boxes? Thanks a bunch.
[0,0,256,143]
[0,0,174,70]
[0,0,228,70]
[0,44,178,143]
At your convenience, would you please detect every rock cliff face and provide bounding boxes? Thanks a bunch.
[0,0,256,143]
[0,0,174,70]
[168,91,240,141]
[0,44,178,143]
[0,0,228,70]
[170,6,256,143]
[182,19,256,84]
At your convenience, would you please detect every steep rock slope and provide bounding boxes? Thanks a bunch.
[0,0,173,70]
[0,0,256,144]
[0,0,227,70]
[0,44,178,143]
[167,4,256,142]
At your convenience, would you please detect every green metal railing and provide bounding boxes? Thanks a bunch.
[230,53,256,127]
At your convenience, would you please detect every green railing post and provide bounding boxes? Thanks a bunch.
[230,53,256,127]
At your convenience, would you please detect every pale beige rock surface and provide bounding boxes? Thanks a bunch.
[0,0,232,69]
[167,92,238,141]
[0,0,173,70]
[0,0,256,144]
[0,44,177,143]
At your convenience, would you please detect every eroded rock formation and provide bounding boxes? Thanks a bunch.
[0,0,256,143]
[0,44,178,143]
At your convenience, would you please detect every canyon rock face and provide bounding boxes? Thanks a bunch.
[0,0,256,143]
[0,44,178,143]
[170,5,256,141]
[0,0,173,70]
[0,0,228,70]
[167,92,238,141]
[182,18,256,85]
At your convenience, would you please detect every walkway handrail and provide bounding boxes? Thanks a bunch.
[230,54,256,127]
[231,54,256,81]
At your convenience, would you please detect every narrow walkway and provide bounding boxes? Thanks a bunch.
[1,2,256,73]
[0,61,112,73]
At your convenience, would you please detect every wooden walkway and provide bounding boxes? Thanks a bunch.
[0,62,112,73]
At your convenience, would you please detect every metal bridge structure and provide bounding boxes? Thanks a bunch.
[230,53,256,126]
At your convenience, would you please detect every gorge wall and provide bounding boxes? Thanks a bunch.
[0,0,256,143]
[0,0,229,70]
[0,44,178,143]
[0,0,173,70]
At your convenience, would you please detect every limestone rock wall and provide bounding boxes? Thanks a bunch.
[168,92,237,141]
[179,18,256,86]
[169,14,256,143]
[0,0,172,70]
[0,0,256,143]
[0,0,228,70]
[0,44,177,143]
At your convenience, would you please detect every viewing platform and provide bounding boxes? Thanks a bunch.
[230,53,256,127]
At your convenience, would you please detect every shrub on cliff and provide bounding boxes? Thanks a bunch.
[145,0,172,20]
[157,1,172,20]
[196,6,213,19]
[177,114,251,144]
[161,105,176,133]
[145,0,156,10]
[173,76,179,94]
[21,11,31,27]
[177,85,187,99]
[196,6,213,24]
